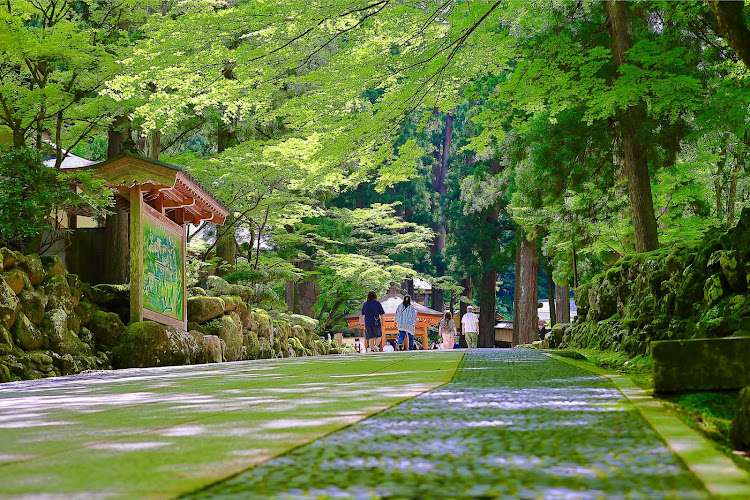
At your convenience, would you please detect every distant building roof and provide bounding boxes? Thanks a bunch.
[413,277,431,290]
[43,150,98,170]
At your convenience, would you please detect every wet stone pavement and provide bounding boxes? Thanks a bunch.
[189,349,709,500]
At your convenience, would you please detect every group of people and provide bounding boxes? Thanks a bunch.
[356,290,480,353]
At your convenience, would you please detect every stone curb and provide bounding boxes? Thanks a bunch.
[543,352,750,499]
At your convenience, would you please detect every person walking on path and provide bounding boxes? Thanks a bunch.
[462,306,479,348]
[394,294,418,350]
[361,291,385,352]
[439,311,457,349]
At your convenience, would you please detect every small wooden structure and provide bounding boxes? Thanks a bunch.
[95,154,228,329]
[345,288,444,350]
[494,321,513,346]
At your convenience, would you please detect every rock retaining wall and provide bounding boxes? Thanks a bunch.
[561,207,750,357]
[0,250,350,383]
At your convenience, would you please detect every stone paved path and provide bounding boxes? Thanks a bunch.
[189,350,710,499]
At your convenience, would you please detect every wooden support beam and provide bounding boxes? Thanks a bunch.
[129,186,144,324]
[154,193,164,214]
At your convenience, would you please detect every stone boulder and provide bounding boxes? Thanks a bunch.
[111,321,200,368]
[18,289,48,325]
[11,312,44,350]
[192,332,223,363]
[0,248,14,268]
[74,300,95,326]
[41,255,67,281]
[731,387,750,451]
[0,280,20,330]
[204,312,242,361]
[3,269,31,295]
[44,275,73,311]
[187,296,225,324]
[88,310,125,351]
[19,253,43,286]
[42,308,86,356]
[206,275,231,296]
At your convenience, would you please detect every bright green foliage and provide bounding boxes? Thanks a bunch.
[0,147,112,250]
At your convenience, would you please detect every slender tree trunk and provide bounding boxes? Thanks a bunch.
[429,111,453,313]
[546,260,556,327]
[215,217,237,275]
[513,236,539,345]
[404,278,414,299]
[728,133,747,227]
[512,244,521,345]
[607,0,659,252]
[555,283,571,324]
[460,277,472,318]
[285,280,296,311]
[478,268,495,348]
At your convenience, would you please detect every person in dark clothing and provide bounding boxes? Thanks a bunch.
[361,290,385,352]
[538,320,549,340]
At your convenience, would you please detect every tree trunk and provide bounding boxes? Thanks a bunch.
[215,215,237,276]
[478,268,495,348]
[513,236,538,345]
[404,278,414,299]
[555,283,571,324]
[546,260,556,327]
[512,244,521,345]
[707,1,750,69]
[107,116,130,158]
[103,117,131,285]
[607,0,659,252]
[146,130,161,160]
[285,280,296,312]
[104,206,130,284]
[297,260,319,317]
[728,133,747,227]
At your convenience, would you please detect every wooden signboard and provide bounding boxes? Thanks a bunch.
[141,203,186,328]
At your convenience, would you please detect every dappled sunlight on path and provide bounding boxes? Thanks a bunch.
[189,350,709,500]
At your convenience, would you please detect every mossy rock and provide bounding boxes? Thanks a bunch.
[73,300,95,326]
[0,280,20,330]
[187,296,225,324]
[204,312,242,361]
[90,284,130,307]
[41,255,66,281]
[243,330,260,359]
[11,312,44,350]
[206,275,231,296]
[17,289,48,326]
[19,254,43,286]
[2,269,30,295]
[112,321,200,368]
[718,250,747,292]
[0,247,14,269]
[190,287,207,297]
[703,273,727,309]
[89,310,125,351]
[44,275,73,311]
[187,321,206,335]
[574,283,591,318]
[193,333,223,364]
[42,308,86,356]
[732,386,750,447]
[220,295,241,312]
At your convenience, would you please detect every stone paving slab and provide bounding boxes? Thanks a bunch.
[188,350,712,499]
[0,351,463,499]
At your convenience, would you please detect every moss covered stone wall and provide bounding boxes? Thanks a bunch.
[0,253,351,383]
[562,207,750,357]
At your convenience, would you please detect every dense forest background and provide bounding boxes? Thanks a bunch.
[2,0,750,346]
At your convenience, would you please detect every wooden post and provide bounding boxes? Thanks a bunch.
[130,186,144,324]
